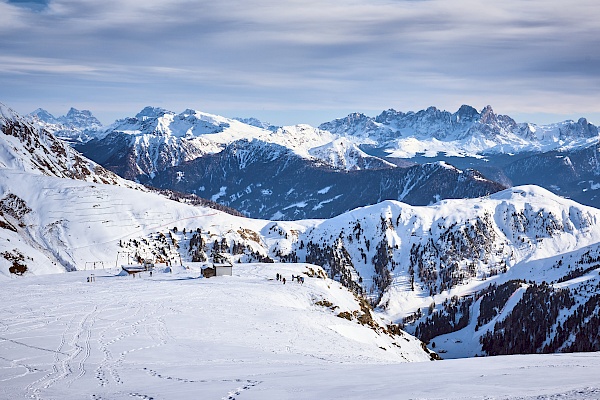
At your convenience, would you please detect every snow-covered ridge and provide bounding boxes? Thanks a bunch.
[0,102,134,187]
[320,105,599,158]
[76,106,384,178]
[28,106,103,143]
[308,137,396,170]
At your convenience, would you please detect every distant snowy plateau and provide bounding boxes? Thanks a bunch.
[1,102,600,398]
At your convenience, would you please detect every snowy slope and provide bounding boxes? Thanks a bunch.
[0,102,134,187]
[4,158,599,359]
[0,263,438,400]
[0,169,268,276]
[284,184,600,303]
[308,137,396,170]
[247,185,600,358]
[5,99,600,361]
[1,267,599,399]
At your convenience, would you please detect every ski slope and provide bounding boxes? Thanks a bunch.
[0,264,598,399]
[0,263,432,399]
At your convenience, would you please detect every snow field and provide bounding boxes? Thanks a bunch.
[0,263,431,399]
[2,264,599,399]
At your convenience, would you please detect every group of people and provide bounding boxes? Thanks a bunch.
[275,273,304,285]
[86,274,96,282]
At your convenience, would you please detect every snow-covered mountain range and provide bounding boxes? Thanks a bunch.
[320,105,599,157]
[320,105,600,208]
[51,107,502,219]
[31,104,600,213]
[1,104,129,186]
[3,101,600,361]
[28,107,103,143]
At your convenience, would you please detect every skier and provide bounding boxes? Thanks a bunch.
[283,277,286,284]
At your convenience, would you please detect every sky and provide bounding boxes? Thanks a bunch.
[1,0,599,127]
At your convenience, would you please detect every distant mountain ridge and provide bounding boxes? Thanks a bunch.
[29,107,103,143]
[25,104,600,212]
[1,103,126,185]
[320,105,598,157]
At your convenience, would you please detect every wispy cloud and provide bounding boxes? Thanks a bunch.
[1,0,599,125]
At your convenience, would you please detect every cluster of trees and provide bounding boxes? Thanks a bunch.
[305,239,363,296]
[480,282,575,355]
[575,248,600,265]
[556,265,600,284]
[414,295,473,343]
[544,287,600,353]
[500,205,563,241]
[555,246,600,283]
[188,231,206,262]
[119,233,180,265]
[476,280,524,329]
[560,293,600,352]
[188,231,275,264]
[0,193,32,223]
[371,241,394,297]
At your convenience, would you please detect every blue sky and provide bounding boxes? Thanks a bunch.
[1,0,599,126]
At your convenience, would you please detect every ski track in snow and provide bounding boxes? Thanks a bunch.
[143,367,262,400]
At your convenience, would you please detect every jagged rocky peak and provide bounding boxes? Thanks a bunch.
[562,117,599,139]
[135,106,172,120]
[413,106,453,126]
[29,108,59,123]
[478,105,496,124]
[455,104,479,123]
[374,108,405,124]
[318,112,376,132]
[318,111,399,141]
[60,107,102,129]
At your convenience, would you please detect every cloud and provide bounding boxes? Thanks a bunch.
[1,0,599,125]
